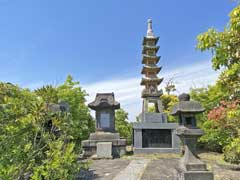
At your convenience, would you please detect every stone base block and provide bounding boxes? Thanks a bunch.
[97,142,112,159]
[141,112,167,123]
[82,135,126,158]
[89,132,120,140]
[134,148,180,154]
[180,171,214,180]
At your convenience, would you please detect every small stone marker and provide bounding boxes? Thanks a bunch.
[97,142,112,159]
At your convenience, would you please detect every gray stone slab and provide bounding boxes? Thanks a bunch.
[134,148,180,154]
[113,159,150,180]
[141,112,167,123]
[97,142,112,158]
[77,159,130,180]
[182,171,214,180]
[133,122,178,129]
[141,159,179,180]
[89,132,120,140]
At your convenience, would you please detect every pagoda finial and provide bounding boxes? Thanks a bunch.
[147,19,154,37]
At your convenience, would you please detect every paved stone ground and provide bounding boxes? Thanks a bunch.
[113,159,150,180]
[141,159,179,180]
[77,159,130,180]
[205,160,240,180]
[78,157,240,180]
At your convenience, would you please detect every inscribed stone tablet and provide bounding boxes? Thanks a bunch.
[100,113,110,128]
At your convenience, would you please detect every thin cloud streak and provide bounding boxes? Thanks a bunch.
[83,60,219,121]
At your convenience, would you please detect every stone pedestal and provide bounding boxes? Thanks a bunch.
[133,113,180,154]
[176,126,213,180]
[82,132,126,158]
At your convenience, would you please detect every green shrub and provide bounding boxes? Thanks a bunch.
[200,120,234,152]
[0,76,92,179]
[223,138,240,164]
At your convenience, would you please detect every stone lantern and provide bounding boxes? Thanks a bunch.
[171,93,213,180]
[82,93,126,158]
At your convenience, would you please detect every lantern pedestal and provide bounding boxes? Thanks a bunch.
[176,126,213,180]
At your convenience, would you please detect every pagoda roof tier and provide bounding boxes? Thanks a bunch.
[142,36,159,46]
[141,65,162,74]
[140,77,163,86]
[142,55,160,64]
[142,45,160,54]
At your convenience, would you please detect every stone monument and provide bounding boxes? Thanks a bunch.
[132,19,180,154]
[81,93,126,158]
[171,93,214,180]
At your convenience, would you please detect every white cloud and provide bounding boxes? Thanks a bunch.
[23,60,219,122]
[83,60,219,122]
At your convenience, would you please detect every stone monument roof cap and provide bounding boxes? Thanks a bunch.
[88,92,120,110]
[170,101,205,115]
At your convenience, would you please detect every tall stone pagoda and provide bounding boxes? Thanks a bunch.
[133,19,180,154]
[141,19,163,115]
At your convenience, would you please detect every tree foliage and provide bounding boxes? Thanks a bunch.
[161,94,178,122]
[197,5,240,100]
[115,109,132,145]
[0,75,94,179]
[194,4,240,164]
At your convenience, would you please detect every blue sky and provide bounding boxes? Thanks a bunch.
[0,0,237,120]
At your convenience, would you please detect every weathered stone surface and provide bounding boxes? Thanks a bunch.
[89,132,120,140]
[133,122,178,129]
[181,171,214,180]
[141,112,167,123]
[141,159,179,180]
[97,142,112,159]
[77,159,130,180]
[114,159,150,180]
[77,156,240,180]
[176,126,204,137]
[134,148,180,154]
[170,94,205,116]
[88,93,120,110]
[133,122,180,154]
[83,92,126,158]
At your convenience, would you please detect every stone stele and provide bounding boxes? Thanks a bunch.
[81,93,126,158]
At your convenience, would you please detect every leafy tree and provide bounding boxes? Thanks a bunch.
[201,101,240,153]
[34,75,95,149]
[0,75,94,179]
[115,109,132,145]
[164,77,176,95]
[57,75,95,148]
[161,94,178,122]
[193,4,240,164]
[197,5,240,100]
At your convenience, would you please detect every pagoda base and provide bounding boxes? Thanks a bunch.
[81,132,126,158]
[133,114,181,154]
